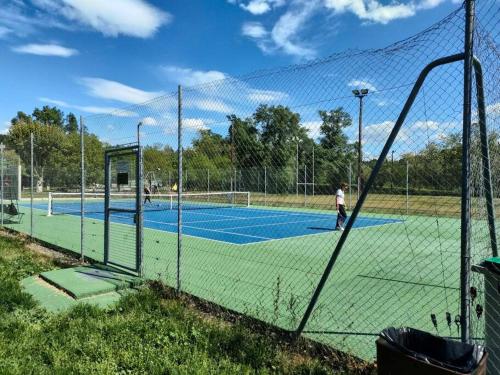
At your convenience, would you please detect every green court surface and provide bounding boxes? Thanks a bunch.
[10,202,493,360]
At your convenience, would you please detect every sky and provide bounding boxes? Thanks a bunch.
[0,0,487,154]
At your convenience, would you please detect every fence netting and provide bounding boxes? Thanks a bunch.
[1,0,498,362]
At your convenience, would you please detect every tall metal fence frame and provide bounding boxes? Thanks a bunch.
[2,0,498,362]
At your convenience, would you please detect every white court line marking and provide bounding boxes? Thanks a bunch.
[207,217,333,232]
[37,205,404,246]
[105,212,273,241]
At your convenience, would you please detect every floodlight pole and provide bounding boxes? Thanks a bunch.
[353,89,369,200]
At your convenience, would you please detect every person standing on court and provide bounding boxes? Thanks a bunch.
[336,182,348,231]
[144,186,152,204]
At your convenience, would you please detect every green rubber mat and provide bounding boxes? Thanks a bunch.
[21,276,136,312]
[39,266,143,299]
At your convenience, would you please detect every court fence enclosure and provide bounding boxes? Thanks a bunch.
[2,0,499,362]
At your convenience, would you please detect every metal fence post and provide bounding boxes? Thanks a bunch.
[304,164,307,207]
[348,162,352,210]
[177,85,183,294]
[207,169,210,194]
[264,166,267,206]
[30,133,34,237]
[460,0,475,344]
[312,145,315,197]
[80,116,85,262]
[406,159,409,215]
[0,143,4,227]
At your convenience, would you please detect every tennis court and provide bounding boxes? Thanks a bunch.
[36,192,402,245]
[12,195,476,360]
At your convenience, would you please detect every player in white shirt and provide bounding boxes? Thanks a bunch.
[336,183,348,230]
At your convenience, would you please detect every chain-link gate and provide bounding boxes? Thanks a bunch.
[104,145,143,276]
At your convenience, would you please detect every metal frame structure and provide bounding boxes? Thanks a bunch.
[294,53,497,343]
[104,144,144,276]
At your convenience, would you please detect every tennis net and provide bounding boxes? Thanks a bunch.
[48,191,251,215]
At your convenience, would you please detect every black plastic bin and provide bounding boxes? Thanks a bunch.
[377,327,487,375]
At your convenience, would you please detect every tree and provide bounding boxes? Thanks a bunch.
[313,108,354,190]
[65,113,78,133]
[254,105,305,168]
[318,108,352,153]
[8,120,66,190]
[11,111,32,126]
[32,106,64,128]
[227,115,262,169]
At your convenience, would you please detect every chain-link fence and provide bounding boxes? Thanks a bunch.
[1,0,498,362]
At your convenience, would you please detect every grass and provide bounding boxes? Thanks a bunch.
[0,232,375,374]
[250,192,500,218]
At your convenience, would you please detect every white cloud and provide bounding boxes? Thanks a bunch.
[237,0,318,58]
[241,0,272,14]
[238,0,446,57]
[411,120,439,131]
[348,79,377,92]
[324,0,445,24]
[12,43,78,57]
[32,0,171,38]
[324,0,414,24]
[39,97,137,116]
[0,2,72,38]
[485,102,500,118]
[141,116,158,126]
[302,121,322,137]
[161,66,227,86]
[191,99,235,114]
[363,120,404,143]
[247,89,288,102]
[269,1,318,59]
[78,77,164,104]
[237,0,286,15]
[242,22,268,38]
[1,121,11,135]
[183,118,209,131]
[0,26,12,38]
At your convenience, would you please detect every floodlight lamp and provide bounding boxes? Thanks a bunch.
[352,89,360,96]
[360,89,369,95]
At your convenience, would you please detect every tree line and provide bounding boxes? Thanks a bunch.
[3,105,497,196]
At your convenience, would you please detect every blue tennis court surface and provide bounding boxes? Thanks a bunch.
[35,200,403,245]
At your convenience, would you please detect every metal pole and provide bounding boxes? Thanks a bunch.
[207,169,210,194]
[312,145,315,197]
[136,123,144,276]
[348,162,352,210]
[391,150,394,193]
[295,144,299,197]
[460,0,475,344]
[304,164,307,207]
[0,143,4,227]
[473,59,498,256]
[30,133,33,237]
[177,85,183,293]
[406,159,409,215]
[80,116,85,262]
[264,166,267,206]
[358,96,363,200]
[294,54,466,339]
